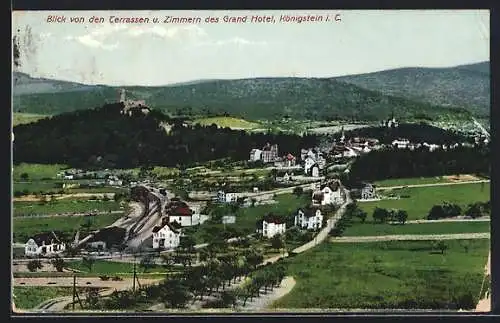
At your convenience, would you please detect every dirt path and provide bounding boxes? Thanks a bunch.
[475,251,491,312]
[377,179,489,191]
[239,276,296,311]
[13,192,116,202]
[331,233,490,243]
[14,210,123,218]
[397,217,490,224]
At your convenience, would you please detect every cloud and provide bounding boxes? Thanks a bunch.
[65,24,206,50]
[195,37,267,48]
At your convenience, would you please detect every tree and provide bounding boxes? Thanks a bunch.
[435,240,448,255]
[465,203,482,219]
[82,256,96,272]
[293,186,304,197]
[20,172,29,181]
[270,234,284,252]
[159,279,192,308]
[85,287,100,309]
[428,205,446,220]
[51,256,65,272]
[27,259,43,272]
[373,207,389,223]
[395,210,408,224]
[179,236,196,254]
[250,198,257,207]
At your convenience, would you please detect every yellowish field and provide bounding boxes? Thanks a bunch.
[193,117,259,129]
[13,113,49,126]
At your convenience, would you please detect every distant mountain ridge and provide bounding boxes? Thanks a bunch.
[336,62,489,116]
[12,61,489,120]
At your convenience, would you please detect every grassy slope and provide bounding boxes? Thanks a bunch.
[274,239,489,309]
[193,116,259,129]
[13,200,122,217]
[13,113,50,126]
[13,286,77,309]
[359,183,490,220]
[13,213,123,243]
[13,163,68,181]
[343,221,490,237]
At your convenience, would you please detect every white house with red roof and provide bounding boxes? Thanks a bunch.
[165,199,201,227]
[152,221,181,250]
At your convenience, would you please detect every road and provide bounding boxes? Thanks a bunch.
[376,179,490,191]
[239,276,296,311]
[262,187,352,265]
[13,192,116,202]
[330,233,490,243]
[475,251,491,312]
[396,217,490,224]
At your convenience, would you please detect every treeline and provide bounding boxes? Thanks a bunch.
[342,123,471,145]
[348,146,489,184]
[13,103,319,169]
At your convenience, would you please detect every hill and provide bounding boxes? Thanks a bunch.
[12,75,473,121]
[12,72,104,95]
[12,103,319,168]
[336,62,489,116]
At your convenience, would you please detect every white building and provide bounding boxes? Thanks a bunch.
[295,207,323,230]
[312,181,345,206]
[392,139,410,149]
[152,222,181,250]
[361,183,377,200]
[249,149,263,162]
[304,156,316,174]
[217,191,238,203]
[25,231,66,257]
[165,200,207,227]
[311,165,320,177]
[258,214,286,238]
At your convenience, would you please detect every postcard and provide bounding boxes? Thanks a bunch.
[11,9,490,314]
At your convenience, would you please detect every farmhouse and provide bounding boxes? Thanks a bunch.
[249,149,263,162]
[152,220,181,250]
[257,213,286,238]
[261,143,279,163]
[295,207,323,230]
[25,231,66,257]
[312,181,345,206]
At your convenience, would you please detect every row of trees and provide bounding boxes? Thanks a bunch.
[373,208,409,224]
[427,201,490,220]
[26,256,65,272]
[348,146,489,184]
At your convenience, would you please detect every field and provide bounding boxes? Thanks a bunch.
[374,174,485,187]
[66,260,168,275]
[342,221,490,237]
[13,213,123,243]
[13,199,122,217]
[360,182,490,221]
[273,239,489,309]
[13,163,68,181]
[193,117,260,130]
[12,286,90,309]
[13,113,50,126]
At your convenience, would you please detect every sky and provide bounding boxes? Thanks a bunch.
[12,10,490,86]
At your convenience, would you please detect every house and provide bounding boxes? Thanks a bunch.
[249,149,263,162]
[165,199,199,227]
[25,231,66,257]
[304,156,317,175]
[257,214,286,238]
[311,164,320,177]
[392,139,410,149]
[63,174,74,180]
[361,183,377,200]
[217,191,238,203]
[152,220,181,250]
[312,181,345,206]
[295,207,323,230]
[261,143,279,163]
[86,226,126,251]
[106,175,123,186]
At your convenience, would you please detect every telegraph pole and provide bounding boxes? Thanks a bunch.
[133,257,137,293]
[72,275,76,310]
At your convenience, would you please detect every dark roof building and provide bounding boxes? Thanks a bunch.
[30,231,64,245]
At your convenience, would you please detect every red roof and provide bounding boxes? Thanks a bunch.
[168,206,193,216]
[286,153,295,161]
